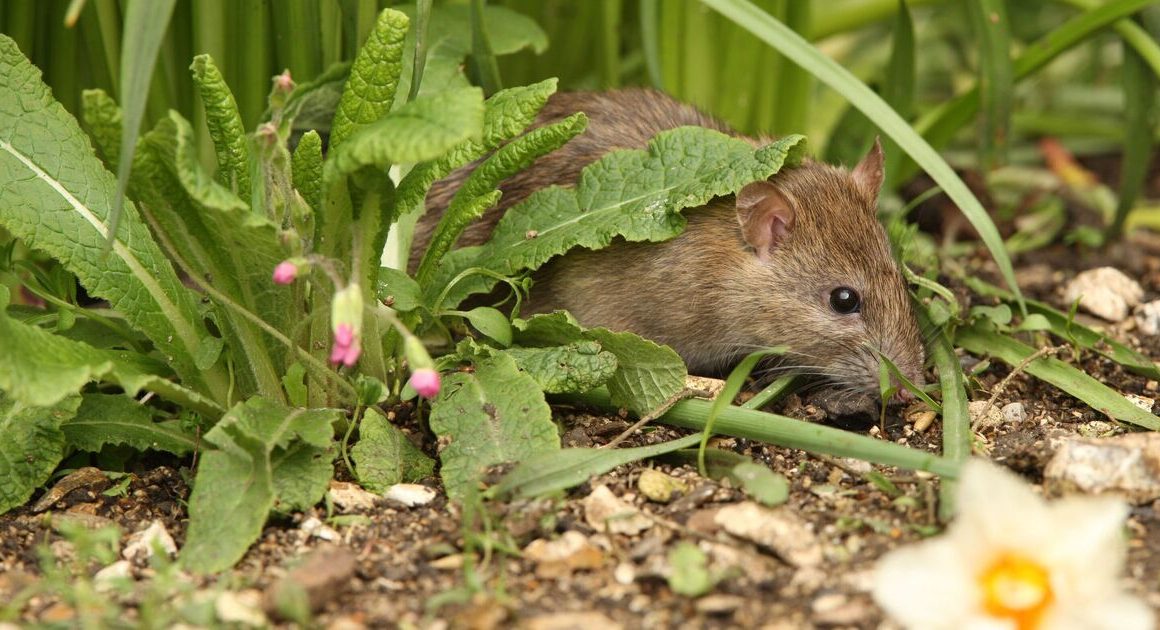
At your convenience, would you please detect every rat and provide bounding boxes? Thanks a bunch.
[413,89,926,397]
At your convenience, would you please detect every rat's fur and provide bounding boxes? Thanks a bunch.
[412,89,925,393]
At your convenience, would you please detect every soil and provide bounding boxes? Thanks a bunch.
[3,171,1160,628]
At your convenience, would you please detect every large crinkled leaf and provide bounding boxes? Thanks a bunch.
[183,398,342,573]
[329,8,410,150]
[0,394,78,514]
[504,342,618,394]
[325,87,484,184]
[80,89,122,170]
[431,131,807,308]
[0,288,167,407]
[351,407,436,492]
[62,393,196,455]
[0,35,220,396]
[513,312,687,417]
[429,352,558,500]
[190,54,252,200]
[394,78,560,218]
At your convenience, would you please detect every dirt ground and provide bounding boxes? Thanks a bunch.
[3,181,1160,628]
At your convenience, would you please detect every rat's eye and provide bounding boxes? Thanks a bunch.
[829,287,861,314]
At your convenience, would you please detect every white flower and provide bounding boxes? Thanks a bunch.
[873,459,1154,630]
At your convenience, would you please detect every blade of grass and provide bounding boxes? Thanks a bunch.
[467,0,502,96]
[1107,36,1157,239]
[880,0,915,190]
[741,374,800,409]
[810,0,941,40]
[965,0,1012,171]
[956,324,1160,431]
[109,0,176,252]
[772,0,811,133]
[698,349,785,475]
[48,2,80,115]
[599,0,623,88]
[658,0,684,93]
[681,1,717,108]
[407,0,433,102]
[229,0,272,129]
[275,0,322,82]
[963,276,1160,380]
[1057,0,1160,79]
[565,388,960,477]
[640,0,663,88]
[923,309,969,522]
[702,0,1026,313]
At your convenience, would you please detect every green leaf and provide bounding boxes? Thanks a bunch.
[494,434,702,499]
[668,542,714,597]
[430,131,807,309]
[271,441,334,514]
[731,462,789,507]
[956,324,1160,431]
[701,0,1025,312]
[393,78,560,219]
[1108,37,1158,239]
[463,306,512,347]
[966,0,1013,170]
[351,407,436,492]
[513,312,687,415]
[504,342,619,394]
[429,352,558,500]
[190,54,252,200]
[62,393,196,455]
[0,394,78,515]
[0,36,224,398]
[282,364,308,408]
[291,130,324,214]
[330,8,410,150]
[376,267,424,313]
[414,114,588,286]
[324,87,485,185]
[183,398,342,573]
[80,89,122,170]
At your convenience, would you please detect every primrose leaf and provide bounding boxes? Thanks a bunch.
[190,54,251,200]
[429,352,558,500]
[80,89,122,170]
[351,407,436,492]
[513,312,687,415]
[0,35,218,393]
[376,267,424,313]
[271,441,334,514]
[329,8,410,149]
[183,398,342,573]
[0,292,168,407]
[325,87,484,184]
[504,342,618,394]
[62,393,196,455]
[431,131,807,308]
[394,78,560,217]
[292,130,324,213]
[730,462,790,507]
[464,306,513,347]
[0,394,78,515]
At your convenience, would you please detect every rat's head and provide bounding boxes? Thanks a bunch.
[727,140,925,395]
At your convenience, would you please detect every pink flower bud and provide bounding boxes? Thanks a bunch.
[409,368,441,399]
[274,69,294,94]
[272,261,298,285]
[329,323,361,367]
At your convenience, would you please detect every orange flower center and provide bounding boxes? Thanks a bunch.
[979,553,1054,630]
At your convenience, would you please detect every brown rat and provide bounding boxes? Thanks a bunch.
[413,89,925,395]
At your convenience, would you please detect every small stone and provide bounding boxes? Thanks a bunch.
[695,594,744,615]
[429,554,466,570]
[910,410,936,433]
[1000,402,1027,424]
[523,531,604,578]
[1135,300,1160,335]
[637,469,688,503]
[123,520,177,561]
[1062,267,1143,322]
[1078,421,1121,438]
[300,516,341,541]
[263,546,357,616]
[811,593,872,626]
[583,485,652,535]
[1146,380,1159,392]
[93,560,132,589]
[383,483,437,507]
[1043,433,1160,504]
[524,612,622,630]
[216,590,267,627]
[968,401,1004,427]
[614,562,636,585]
[1125,394,1155,413]
[714,502,821,567]
[327,481,378,512]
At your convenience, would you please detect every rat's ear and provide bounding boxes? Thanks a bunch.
[851,136,885,200]
[736,181,795,262]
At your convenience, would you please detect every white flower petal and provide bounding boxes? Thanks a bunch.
[1039,496,1130,594]
[953,459,1055,554]
[1042,592,1155,630]
[873,539,980,629]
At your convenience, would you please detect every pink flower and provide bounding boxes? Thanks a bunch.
[273,69,294,94]
[272,261,298,285]
[329,323,361,367]
[409,368,441,398]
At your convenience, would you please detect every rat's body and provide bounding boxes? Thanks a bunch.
[413,89,925,393]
